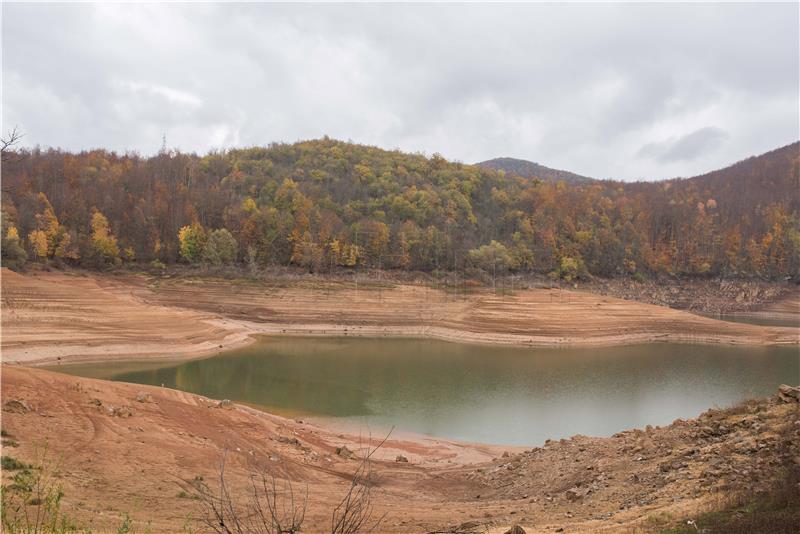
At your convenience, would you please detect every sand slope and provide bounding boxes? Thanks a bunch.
[1,269,252,365]
[2,269,798,365]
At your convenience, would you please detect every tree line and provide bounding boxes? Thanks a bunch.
[2,138,798,280]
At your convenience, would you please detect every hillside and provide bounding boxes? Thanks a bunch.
[1,139,798,279]
[685,142,800,194]
[626,142,800,249]
[476,157,595,184]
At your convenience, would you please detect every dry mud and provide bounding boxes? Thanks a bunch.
[2,269,797,366]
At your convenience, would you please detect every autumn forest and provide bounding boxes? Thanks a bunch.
[1,138,798,280]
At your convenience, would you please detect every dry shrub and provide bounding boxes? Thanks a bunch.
[193,434,390,534]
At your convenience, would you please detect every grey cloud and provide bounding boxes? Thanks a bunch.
[638,127,730,163]
[2,3,798,180]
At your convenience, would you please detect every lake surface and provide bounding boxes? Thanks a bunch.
[698,313,800,328]
[55,337,800,446]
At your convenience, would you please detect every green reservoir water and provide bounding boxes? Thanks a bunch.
[54,337,800,446]
[697,313,800,328]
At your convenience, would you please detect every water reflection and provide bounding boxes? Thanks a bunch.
[54,337,800,445]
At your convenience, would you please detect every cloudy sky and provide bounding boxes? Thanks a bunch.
[3,3,798,180]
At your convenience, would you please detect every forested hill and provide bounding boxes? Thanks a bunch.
[675,142,800,211]
[477,157,595,184]
[1,138,798,280]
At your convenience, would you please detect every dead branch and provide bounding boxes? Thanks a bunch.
[330,430,392,534]
[193,429,393,534]
[1,126,24,162]
[192,451,307,534]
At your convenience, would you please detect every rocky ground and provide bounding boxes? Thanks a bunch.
[449,385,800,533]
[580,277,799,316]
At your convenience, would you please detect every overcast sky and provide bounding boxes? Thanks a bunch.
[3,3,798,180]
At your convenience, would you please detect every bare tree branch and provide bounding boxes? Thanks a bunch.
[192,429,392,534]
[1,126,24,162]
[330,430,392,534]
[192,450,307,534]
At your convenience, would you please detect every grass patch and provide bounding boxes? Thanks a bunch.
[2,452,149,534]
[661,493,800,534]
[643,511,675,528]
[176,490,199,500]
[1,456,30,471]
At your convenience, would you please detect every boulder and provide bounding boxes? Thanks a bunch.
[395,455,409,463]
[659,460,686,473]
[778,385,800,403]
[504,525,527,534]
[105,405,134,417]
[3,399,32,414]
[336,446,354,459]
[136,392,154,403]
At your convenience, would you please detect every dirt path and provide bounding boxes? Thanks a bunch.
[2,269,798,366]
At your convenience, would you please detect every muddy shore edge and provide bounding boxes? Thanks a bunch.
[2,269,798,367]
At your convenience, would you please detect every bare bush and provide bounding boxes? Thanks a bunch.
[192,452,306,534]
[330,434,389,534]
[193,433,390,534]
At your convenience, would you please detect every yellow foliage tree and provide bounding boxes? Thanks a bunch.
[31,193,62,257]
[91,210,120,265]
[1,211,27,268]
[178,223,206,263]
[54,231,80,261]
[28,230,48,260]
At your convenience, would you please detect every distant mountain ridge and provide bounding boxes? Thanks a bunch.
[476,157,595,184]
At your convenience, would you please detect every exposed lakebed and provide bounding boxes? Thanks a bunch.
[54,337,800,445]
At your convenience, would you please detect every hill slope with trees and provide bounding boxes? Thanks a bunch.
[2,138,798,280]
[477,156,595,184]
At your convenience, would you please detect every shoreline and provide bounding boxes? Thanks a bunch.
[12,318,800,369]
[2,268,799,367]
[2,364,797,533]
[0,365,520,532]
